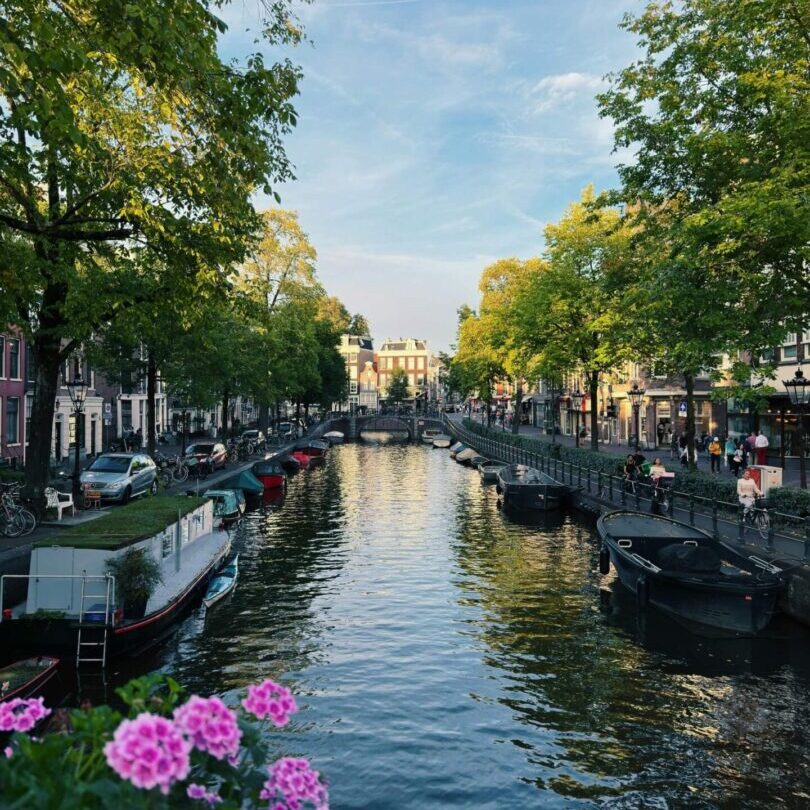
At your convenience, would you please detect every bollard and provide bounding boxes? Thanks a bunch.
[766,518,775,552]
[689,494,695,526]
[668,490,675,517]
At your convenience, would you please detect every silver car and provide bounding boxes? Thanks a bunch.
[80,453,158,504]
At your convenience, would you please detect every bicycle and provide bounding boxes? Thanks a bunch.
[0,484,36,537]
[742,496,770,541]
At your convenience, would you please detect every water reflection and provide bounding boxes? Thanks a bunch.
[89,445,810,807]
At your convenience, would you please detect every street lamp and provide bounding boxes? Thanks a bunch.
[571,389,584,448]
[65,372,89,506]
[628,382,646,452]
[784,366,809,489]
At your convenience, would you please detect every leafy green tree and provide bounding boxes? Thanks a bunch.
[0,1,305,497]
[347,313,371,336]
[386,367,410,408]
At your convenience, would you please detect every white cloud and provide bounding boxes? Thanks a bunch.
[530,71,606,113]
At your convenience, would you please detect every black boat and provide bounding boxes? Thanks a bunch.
[496,465,569,511]
[597,510,783,635]
[274,453,301,474]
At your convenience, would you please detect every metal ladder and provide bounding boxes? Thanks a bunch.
[76,575,114,668]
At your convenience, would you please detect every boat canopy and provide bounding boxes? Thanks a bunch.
[601,512,708,541]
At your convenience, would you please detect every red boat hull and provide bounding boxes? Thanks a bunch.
[290,451,310,467]
[257,473,286,489]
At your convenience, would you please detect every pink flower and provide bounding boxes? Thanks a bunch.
[0,697,51,733]
[187,783,223,805]
[259,757,329,810]
[242,680,298,727]
[103,713,190,795]
[174,695,242,761]
[3,746,12,759]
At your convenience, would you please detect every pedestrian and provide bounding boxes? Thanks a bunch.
[755,430,769,465]
[708,436,722,473]
[670,432,679,461]
[746,431,757,464]
[737,468,762,515]
[623,454,638,492]
[657,422,665,446]
[679,443,689,468]
[731,443,744,477]
[724,435,736,473]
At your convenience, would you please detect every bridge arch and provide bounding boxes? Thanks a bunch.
[358,416,412,438]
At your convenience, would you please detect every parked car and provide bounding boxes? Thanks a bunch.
[185,442,228,471]
[80,453,158,504]
[241,429,265,445]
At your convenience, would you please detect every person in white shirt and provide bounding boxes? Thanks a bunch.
[649,458,668,479]
[754,430,769,465]
[737,469,762,513]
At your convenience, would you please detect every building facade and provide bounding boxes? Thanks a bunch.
[376,338,440,406]
[0,331,26,467]
[337,335,375,411]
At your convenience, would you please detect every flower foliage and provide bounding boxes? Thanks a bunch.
[0,674,328,809]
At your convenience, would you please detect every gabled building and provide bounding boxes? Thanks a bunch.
[337,334,374,411]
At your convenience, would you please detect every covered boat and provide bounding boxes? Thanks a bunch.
[203,555,239,609]
[295,439,329,457]
[455,447,479,465]
[252,459,287,489]
[479,463,505,483]
[218,469,264,496]
[597,511,783,635]
[432,435,452,449]
[496,465,569,511]
[0,656,60,702]
[275,454,301,474]
[205,489,244,523]
[323,431,345,445]
[421,428,442,444]
[449,442,466,459]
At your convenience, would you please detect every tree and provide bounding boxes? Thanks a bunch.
[347,313,371,336]
[512,188,633,449]
[598,0,806,333]
[386,367,410,408]
[0,1,305,498]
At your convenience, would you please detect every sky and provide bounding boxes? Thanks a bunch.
[220,0,641,352]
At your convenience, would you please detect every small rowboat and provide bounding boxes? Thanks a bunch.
[496,465,569,511]
[598,511,783,635]
[324,431,345,445]
[479,463,505,483]
[295,439,329,457]
[290,450,311,468]
[0,656,60,703]
[252,459,287,489]
[203,555,239,609]
[455,448,479,465]
[421,428,442,443]
[205,489,244,523]
[432,435,452,449]
[449,442,466,459]
[275,454,301,474]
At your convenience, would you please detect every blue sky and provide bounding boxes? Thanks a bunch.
[220,0,640,351]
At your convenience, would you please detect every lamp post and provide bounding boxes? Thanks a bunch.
[65,372,89,506]
[571,389,583,448]
[784,367,809,490]
[628,382,646,453]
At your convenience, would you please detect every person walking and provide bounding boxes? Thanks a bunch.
[755,430,769,465]
[708,436,722,473]
[745,431,757,465]
[725,435,736,473]
[670,432,679,461]
[731,442,744,478]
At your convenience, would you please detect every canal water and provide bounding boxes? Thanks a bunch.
[117,443,810,808]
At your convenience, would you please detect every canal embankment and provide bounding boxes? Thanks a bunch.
[443,415,810,627]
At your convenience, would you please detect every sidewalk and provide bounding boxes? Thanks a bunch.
[454,415,806,489]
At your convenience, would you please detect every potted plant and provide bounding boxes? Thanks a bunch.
[105,548,163,620]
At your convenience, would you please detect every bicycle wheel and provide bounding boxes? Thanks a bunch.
[15,508,37,536]
[174,464,189,483]
[755,511,770,541]
[1,512,24,537]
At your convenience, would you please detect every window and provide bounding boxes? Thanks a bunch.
[6,397,19,443]
[783,345,798,361]
[349,353,358,364]
[0,335,4,377]
[407,357,415,370]
[8,339,18,378]
[350,381,358,394]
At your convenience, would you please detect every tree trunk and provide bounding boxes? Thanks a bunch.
[258,404,270,434]
[511,378,522,434]
[589,371,599,451]
[684,372,696,472]
[221,387,230,439]
[25,332,63,504]
[550,385,557,444]
[146,355,157,459]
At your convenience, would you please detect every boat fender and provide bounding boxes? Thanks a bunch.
[636,575,649,608]
[599,546,610,575]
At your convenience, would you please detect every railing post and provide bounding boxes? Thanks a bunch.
[668,490,675,517]
[804,517,810,562]
[597,470,602,498]
[738,504,745,543]
[577,463,582,488]
[712,500,718,538]
[689,494,695,526]
[635,485,641,510]
[608,473,613,501]
[621,480,627,507]
[766,515,775,551]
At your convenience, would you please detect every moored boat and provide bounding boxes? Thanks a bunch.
[449,442,466,459]
[496,465,569,511]
[421,428,442,444]
[295,439,329,458]
[597,511,783,635]
[455,448,479,465]
[252,459,287,489]
[203,555,239,609]
[432,435,452,449]
[479,463,505,483]
[205,489,244,523]
[290,450,311,468]
[0,656,60,702]
[275,453,301,474]
[218,469,264,496]
[323,430,345,445]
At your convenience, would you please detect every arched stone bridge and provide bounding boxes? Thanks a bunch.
[314,415,445,442]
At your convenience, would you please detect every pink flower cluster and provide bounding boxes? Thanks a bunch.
[0,697,51,732]
[242,679,298,727]
[103,713,191,795]
[187,783,222,805]
[260,757,329,810]
[174,695,242,761]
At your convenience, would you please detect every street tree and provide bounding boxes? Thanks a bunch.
[386,367,410,409]
[0,0,306,498]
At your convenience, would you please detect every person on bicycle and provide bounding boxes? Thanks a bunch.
[649,458,667,479]
[623,455,638,492]
[737,469,762,514]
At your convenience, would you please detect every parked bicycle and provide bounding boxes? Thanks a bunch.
[153,452,189,487]
[0,483,37,537]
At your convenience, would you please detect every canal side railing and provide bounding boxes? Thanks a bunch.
[441,415,810,563]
